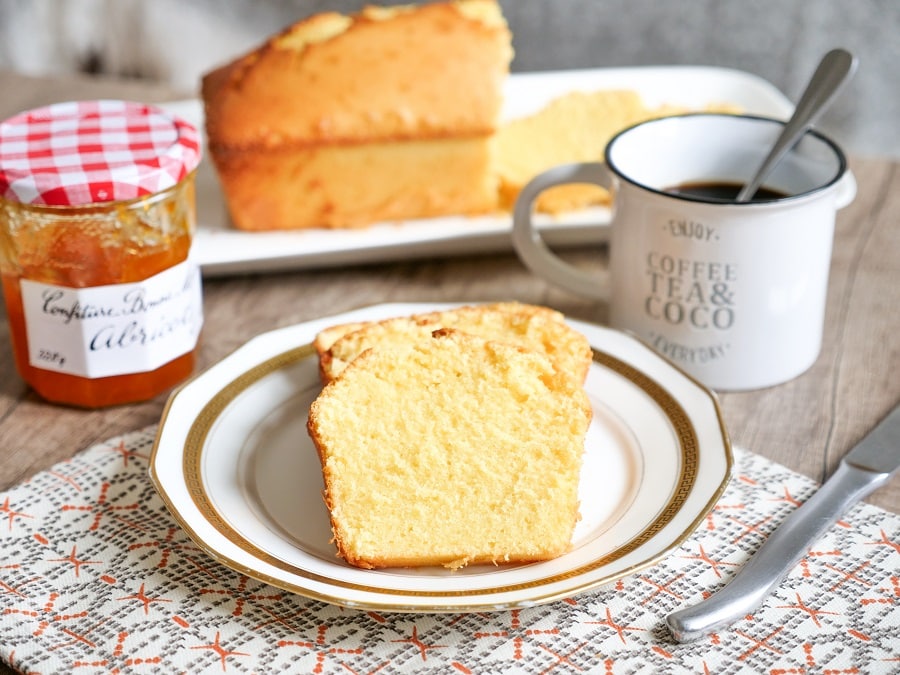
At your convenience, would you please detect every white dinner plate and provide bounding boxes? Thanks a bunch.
[162,66,795,277]
[150,302,732,612]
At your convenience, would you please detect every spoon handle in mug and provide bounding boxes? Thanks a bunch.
[736,48,857,202]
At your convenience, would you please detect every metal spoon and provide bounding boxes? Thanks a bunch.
[736,48,858,202]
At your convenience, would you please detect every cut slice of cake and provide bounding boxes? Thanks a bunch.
[495,89,652,213]
[307,329,592,569]
[315,301,592,384]
[494,89,744,213]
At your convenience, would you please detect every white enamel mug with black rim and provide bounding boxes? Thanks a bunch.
[513,113,856,391]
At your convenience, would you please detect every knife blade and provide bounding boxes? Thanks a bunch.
[667,402,900,643]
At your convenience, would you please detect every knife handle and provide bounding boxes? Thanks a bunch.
[666,462,890,642]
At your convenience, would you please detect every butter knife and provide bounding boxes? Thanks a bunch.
[667,403,900,643]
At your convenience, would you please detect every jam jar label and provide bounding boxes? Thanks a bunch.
[20,260,203,378]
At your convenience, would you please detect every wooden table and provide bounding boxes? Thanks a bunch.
[1,69,897,522]
[0,66,898,675]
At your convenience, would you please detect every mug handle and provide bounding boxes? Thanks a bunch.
[835,170,857,209]
[512,162,614,301]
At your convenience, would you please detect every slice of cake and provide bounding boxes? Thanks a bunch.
[494,89,744,213]
[201,0,513,230]
[494,90,653,213]
[307,329,592,569]
[314,302,592,384]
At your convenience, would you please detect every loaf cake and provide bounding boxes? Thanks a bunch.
[314,301,593,383]
[201,0,513,230]
[307,328,592,569]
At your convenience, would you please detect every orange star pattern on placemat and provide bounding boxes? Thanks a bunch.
[0,427,897,673]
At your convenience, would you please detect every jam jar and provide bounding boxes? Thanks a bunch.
[0,100,203,407]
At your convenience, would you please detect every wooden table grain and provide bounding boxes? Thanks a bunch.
[0,68,897,522]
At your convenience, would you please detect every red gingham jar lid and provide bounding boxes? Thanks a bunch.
[0,99,201,206]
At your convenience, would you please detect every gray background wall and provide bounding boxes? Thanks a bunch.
[505,1,898,159]
[0,0,897,158]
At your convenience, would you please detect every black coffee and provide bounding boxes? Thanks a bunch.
[665,181,789,202]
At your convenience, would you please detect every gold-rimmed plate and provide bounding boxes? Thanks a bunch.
[150,302,732,612]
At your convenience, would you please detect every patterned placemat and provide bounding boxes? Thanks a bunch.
[0,427,897,674]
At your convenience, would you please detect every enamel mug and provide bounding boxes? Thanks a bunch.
[512,113,856,390]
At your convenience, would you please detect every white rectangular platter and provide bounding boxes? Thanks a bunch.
[162,66,794,277]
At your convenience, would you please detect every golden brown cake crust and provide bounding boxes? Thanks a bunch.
[313,301,561,361]
[202,0,512,150]
[313,301,592,384]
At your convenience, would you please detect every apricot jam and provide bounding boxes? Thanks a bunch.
[0,101,203,407]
